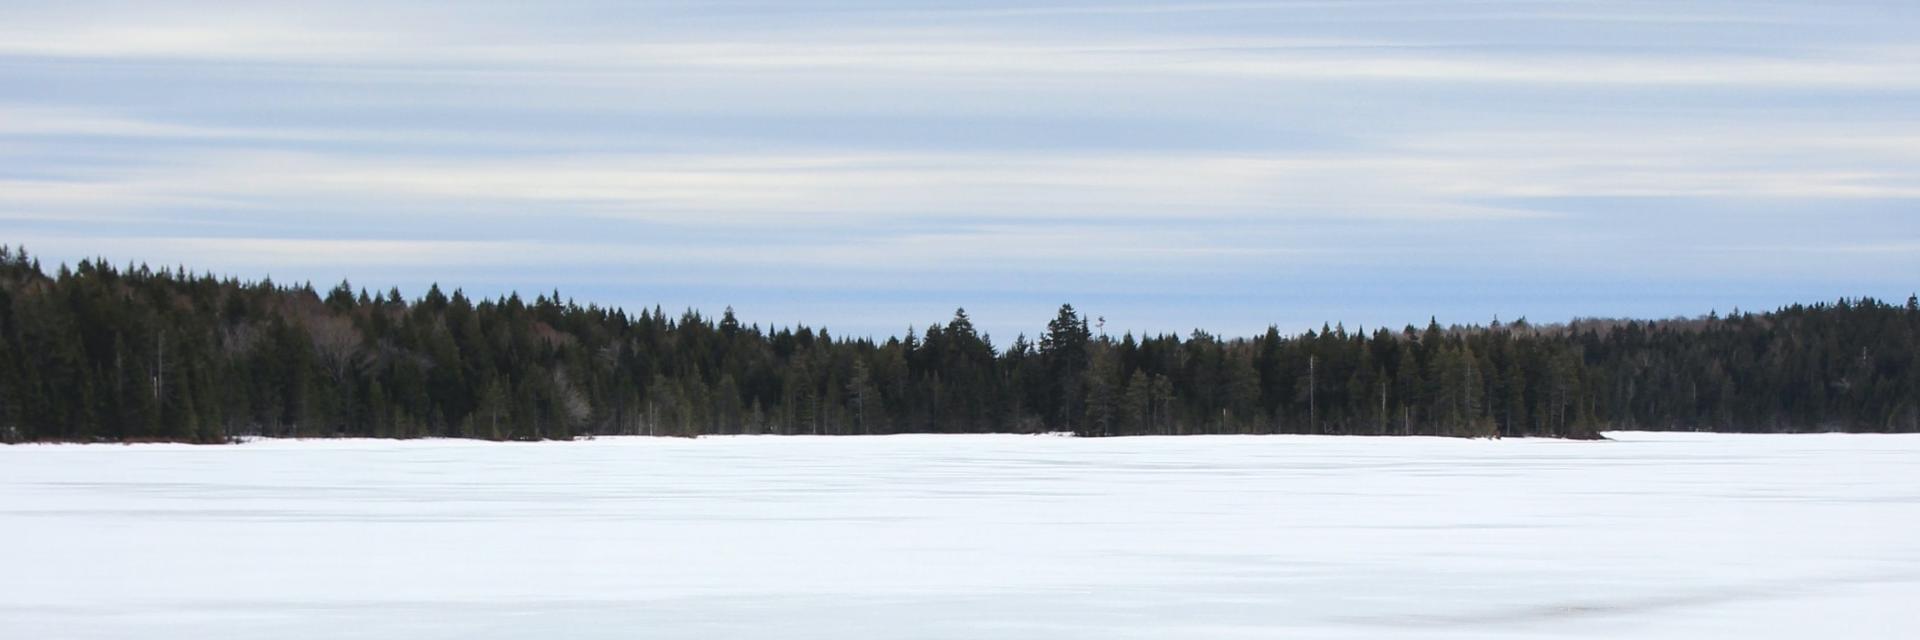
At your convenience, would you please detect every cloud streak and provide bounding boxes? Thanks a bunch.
[5,24,1917,91]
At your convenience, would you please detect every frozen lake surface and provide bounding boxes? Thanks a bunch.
[2,433,1916,638]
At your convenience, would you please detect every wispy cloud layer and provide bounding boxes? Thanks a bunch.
[2,0,1916,335]
[7,23,1918,91]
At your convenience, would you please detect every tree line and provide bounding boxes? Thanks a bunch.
[2,246,1917,443]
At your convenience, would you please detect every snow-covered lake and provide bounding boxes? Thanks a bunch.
[2,433,1915,638]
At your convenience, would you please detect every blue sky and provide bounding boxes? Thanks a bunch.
[3,0,1917,339]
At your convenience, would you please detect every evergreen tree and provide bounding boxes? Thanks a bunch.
[1041,304,1090,432]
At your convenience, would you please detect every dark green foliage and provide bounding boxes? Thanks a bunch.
[0,246,1916,442]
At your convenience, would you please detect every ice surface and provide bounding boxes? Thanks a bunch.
[2,433,1916,639]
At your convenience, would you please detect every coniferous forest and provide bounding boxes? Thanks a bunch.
[1,246,1917,443]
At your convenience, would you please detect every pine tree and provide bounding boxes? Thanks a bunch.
[1122,370,1151,434]
[1082,343,1119,437]
[1041,304,1090,432]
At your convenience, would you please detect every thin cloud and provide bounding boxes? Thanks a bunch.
[2,20,1916,90]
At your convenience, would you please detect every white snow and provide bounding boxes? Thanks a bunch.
[2,432,1916,639]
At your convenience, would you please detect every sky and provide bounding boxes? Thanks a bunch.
[3,0,1917,340]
